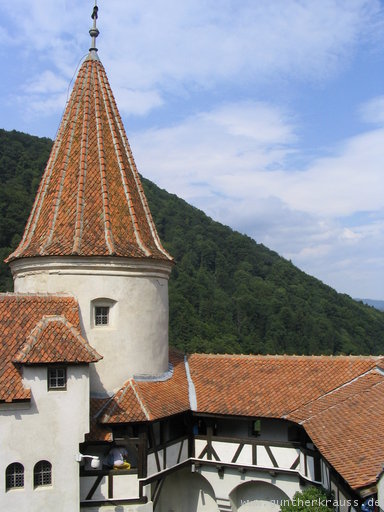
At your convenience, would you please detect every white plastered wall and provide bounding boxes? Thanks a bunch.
[378,472,384,511]
[200,466,301,510]
[11,257,173,396]
[0,365,90,512]
[156,466,302,512]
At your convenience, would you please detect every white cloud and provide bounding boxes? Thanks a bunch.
[278,128,384,216]
[1,0,383,119]
[1,1,383,298]
[360,95,384,125]
[101,0,381,86]
[26,71,68,94]
[205,103,296,144]
[340,228,363,241]
[131,100,384,298]
[113,88,164,116]
[19,93,68,118]
[133,102,384,218]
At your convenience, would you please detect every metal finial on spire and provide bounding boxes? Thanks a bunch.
[89,0,99,52]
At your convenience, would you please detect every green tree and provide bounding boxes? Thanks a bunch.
[1,129,384,357]
[280,487,334,512]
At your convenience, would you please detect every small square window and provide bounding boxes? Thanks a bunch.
[48,367,67,390]
[95,306,109,326]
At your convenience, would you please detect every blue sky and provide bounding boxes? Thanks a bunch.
[0,0,383,300]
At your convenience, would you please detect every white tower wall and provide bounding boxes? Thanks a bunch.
[11,256,172,396]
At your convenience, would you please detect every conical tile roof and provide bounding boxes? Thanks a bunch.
[7,52,172,263]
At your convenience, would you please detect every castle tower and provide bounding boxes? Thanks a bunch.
[6,5,173,396]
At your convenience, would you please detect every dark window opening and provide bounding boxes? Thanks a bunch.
[48,367,67,390]
[251,419,261,437]
[314,456,322,482]
[6,463,24,491]
[95,306,109,326]
[34,460,52,487]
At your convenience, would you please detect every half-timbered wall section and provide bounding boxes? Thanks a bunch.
[80,429,149,509]
[78,412,363,511]
[192,417,317,481]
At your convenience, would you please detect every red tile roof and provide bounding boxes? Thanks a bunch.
[6,54,172,263]
[86,397,113,442]
[188,354,380,418]
[291,371,384,490]
[0,294,101,403]
[99,350,190,423]
[95,352,384,490]
[13,315,101,365]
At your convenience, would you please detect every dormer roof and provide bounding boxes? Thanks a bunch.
[0,293,101,403]
[13,314,101,365]
[7,53,172,263]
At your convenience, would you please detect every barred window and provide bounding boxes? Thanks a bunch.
[95,306,109,326]
[6,463,24,491]
[34,460,52,487]
[48,367,67,390]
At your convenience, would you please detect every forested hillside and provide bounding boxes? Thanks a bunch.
[0,129,52,291]
[1,128,384,356]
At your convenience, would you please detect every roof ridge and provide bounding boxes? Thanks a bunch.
[72,61,92,254]
[303,374,384,425]
[101,379,151,422]
[184,355,197,411]
[287,367,380,423]
[102,70,172,260]
[0,292,75,299]
[91,396,114,419]
[191,352,382,360]
[13,314,101,364]
[100,382,131,423]
[129,380,151,420]
[94,62,115,255]
[6,71,81,260]
[14,315,65,362]
[41,95,82,254]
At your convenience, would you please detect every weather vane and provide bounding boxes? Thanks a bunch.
[89,0,99,52]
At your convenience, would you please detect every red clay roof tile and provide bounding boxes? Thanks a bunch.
[291,371,384,490]
[6,55,172,264]
[86,397,113,442]
[0,293,100,402]
[97,352,384,490]
[13,315,101,364]
[100,350,190,423]
[188,353,380,418]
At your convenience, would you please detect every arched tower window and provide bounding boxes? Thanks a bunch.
[6,462,24,490]
[34,460,52,487]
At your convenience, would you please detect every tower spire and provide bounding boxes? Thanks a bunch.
[89,1,99,52]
